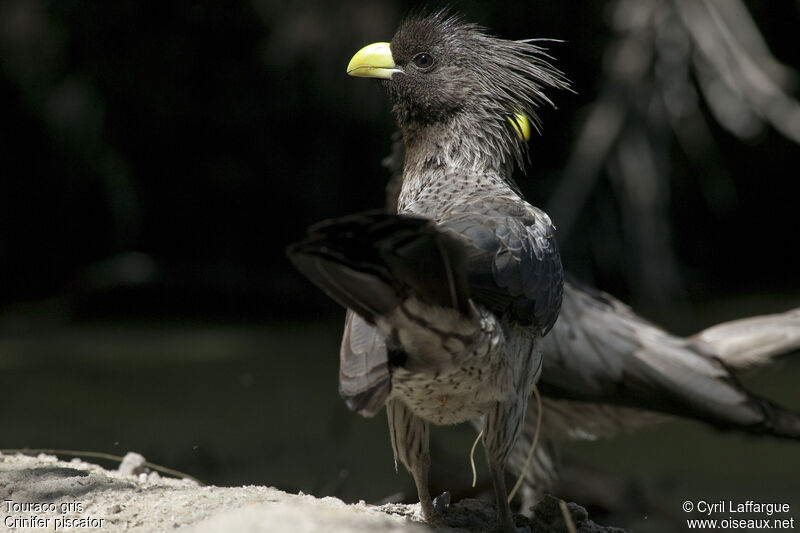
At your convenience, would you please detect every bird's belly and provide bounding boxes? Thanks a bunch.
[389,322,543,425]
[390,366,507,425]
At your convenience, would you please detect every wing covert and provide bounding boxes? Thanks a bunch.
[439,197,563,333]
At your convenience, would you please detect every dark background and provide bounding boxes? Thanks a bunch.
[2,1,799,531]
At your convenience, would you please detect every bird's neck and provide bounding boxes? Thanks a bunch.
[401,118,514,175]
[397,120,521,215]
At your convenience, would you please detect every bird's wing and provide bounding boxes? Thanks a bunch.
[289,211,474,417]
[339,310,391,417]
[287,211,472,323]
[538,278,800,437]
[439,196,563,333]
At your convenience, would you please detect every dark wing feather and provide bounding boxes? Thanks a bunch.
[287,211,472,323]
[440,197,563,333]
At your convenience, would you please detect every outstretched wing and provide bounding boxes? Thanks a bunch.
[288,211,472,418]
[287,211,472,324]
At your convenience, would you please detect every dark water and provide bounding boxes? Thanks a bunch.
[2,312,799,531]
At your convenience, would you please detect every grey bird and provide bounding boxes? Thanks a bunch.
[366,23,800,511]
[365,141,800,511]
[288,12,568,531]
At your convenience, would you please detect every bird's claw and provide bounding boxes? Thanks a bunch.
[419,496,446,526]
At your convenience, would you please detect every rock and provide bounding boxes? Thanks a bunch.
[118,451,148,476]
[529,494,630,533]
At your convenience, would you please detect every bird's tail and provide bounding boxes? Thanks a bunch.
[756,398,800,439]
[287,211,472,324]
[691,307,800,372]
[690,306,800,439]
[687,306,800,439]
[535,280,800,442]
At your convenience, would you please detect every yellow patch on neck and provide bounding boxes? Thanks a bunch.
[507,113,531,141]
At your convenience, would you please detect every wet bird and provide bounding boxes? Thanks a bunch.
[369,37,800,514]
[288,12,568,531]
[378,148,800,513]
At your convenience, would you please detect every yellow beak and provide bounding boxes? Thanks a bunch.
[347,42,401,79]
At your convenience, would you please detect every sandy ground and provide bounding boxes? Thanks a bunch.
[0,452,624,532]
[1,451,426,532]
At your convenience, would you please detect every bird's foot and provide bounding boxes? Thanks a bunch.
[419,503,445,526]
[418,492,449,525]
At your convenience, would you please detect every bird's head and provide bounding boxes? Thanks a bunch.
[347,11,569,173]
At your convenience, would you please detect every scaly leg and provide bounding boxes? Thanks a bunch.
[386,399,440,523]
[483,396,530,532]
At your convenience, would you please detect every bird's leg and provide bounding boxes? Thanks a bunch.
[386,399,440,523]
[487,455,515,532]
[483,397,529,533]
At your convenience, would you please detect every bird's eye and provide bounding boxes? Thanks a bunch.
[412,53,434,69]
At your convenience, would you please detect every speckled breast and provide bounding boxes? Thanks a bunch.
[390,361,510,425]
